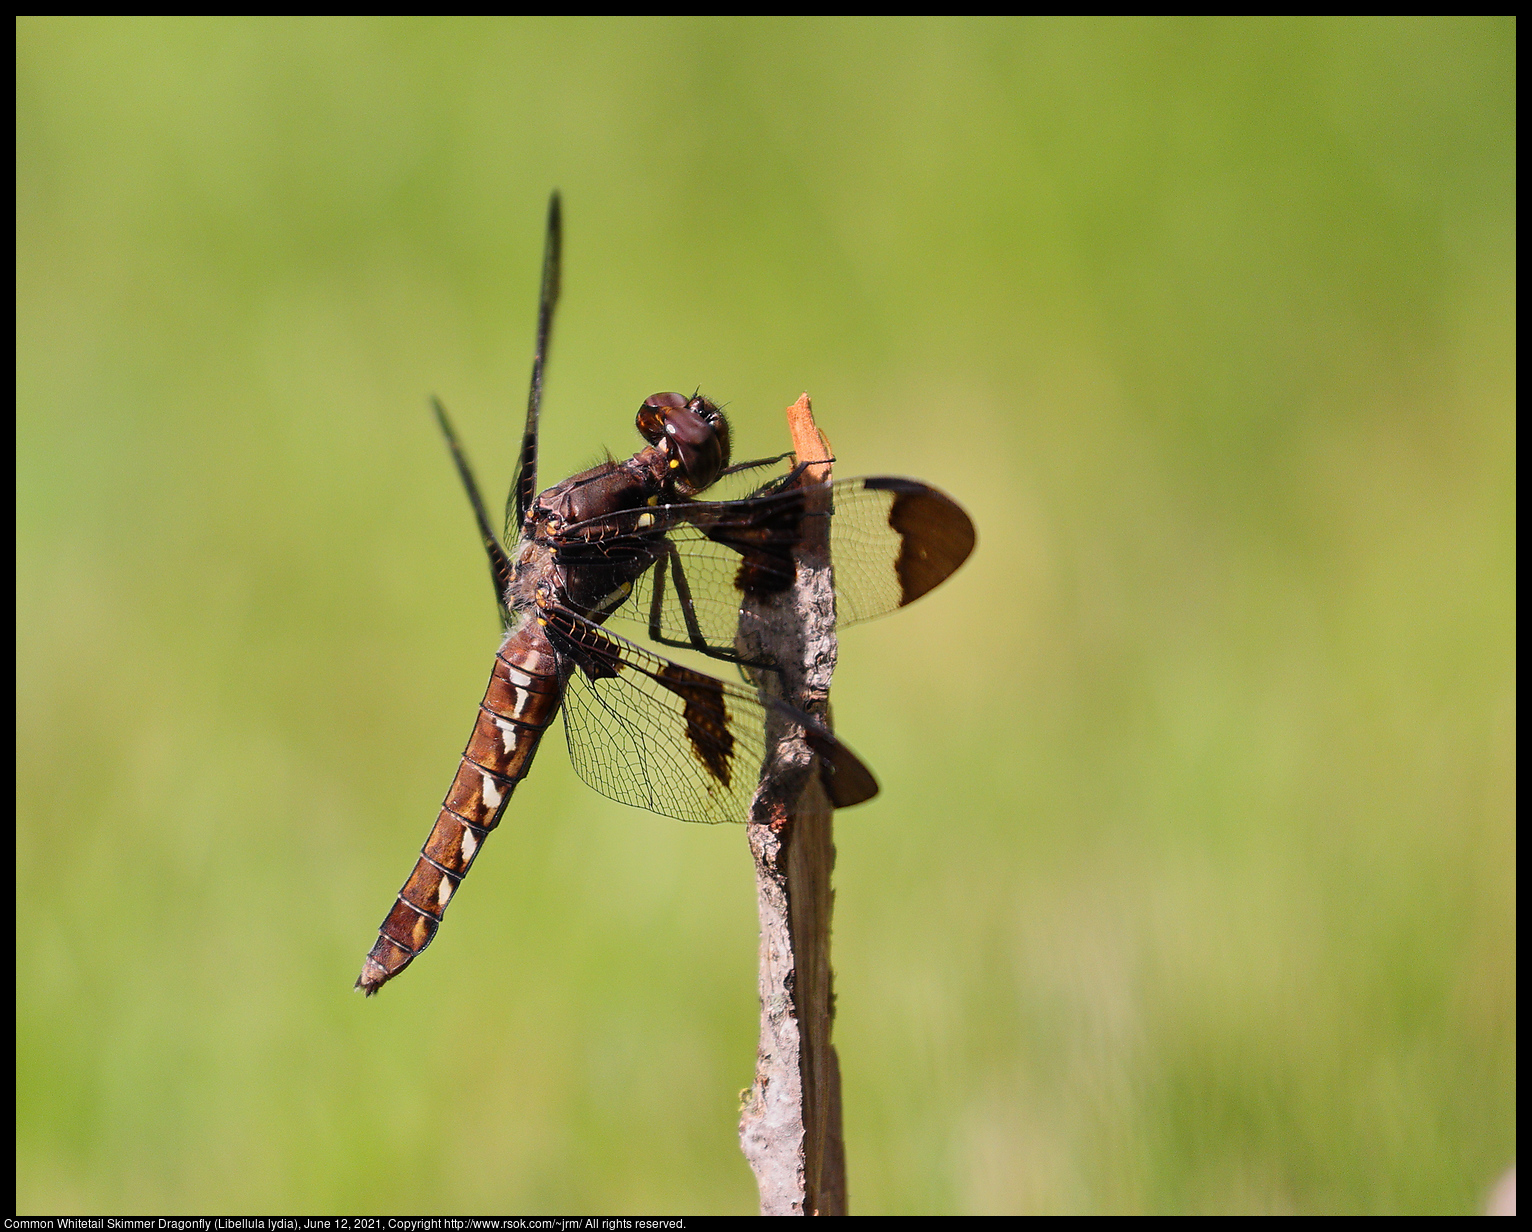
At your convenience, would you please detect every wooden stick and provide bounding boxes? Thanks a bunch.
[737,394,848,1216]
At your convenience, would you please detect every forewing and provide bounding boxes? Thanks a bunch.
[824,477,976,622]
[507,192,562,540]
[432,398,515,630]
[549,611,876,823]
[561,477,974,659]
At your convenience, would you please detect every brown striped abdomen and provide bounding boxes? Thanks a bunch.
[356,627,564,995]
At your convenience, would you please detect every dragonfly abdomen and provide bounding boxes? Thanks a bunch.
[356,628,564,995]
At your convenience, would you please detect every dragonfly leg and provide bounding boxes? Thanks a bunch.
[644,539,780,671]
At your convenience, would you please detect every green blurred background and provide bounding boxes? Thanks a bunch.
[16,16,1514,1215]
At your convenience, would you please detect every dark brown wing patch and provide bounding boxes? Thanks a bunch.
[865,477,977,606]
[709,490,804,599]
[657,662,735,789]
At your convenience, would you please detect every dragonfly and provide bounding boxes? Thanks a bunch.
[357,194,974,994]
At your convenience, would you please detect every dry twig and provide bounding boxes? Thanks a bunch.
[737,394,848,1216]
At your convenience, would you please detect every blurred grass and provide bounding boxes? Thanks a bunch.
[16,16,1514,1214]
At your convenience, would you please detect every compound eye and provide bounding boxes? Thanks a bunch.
[636,392,731,495]
[636,392,689,445]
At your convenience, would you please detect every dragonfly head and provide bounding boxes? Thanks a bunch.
[637,391,731,498]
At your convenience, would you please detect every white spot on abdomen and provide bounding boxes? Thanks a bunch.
[480,772,503,809]
[437,877,454,907]
[495,716,518,753]
[459,826,479,862]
